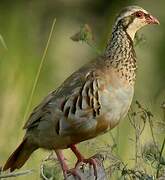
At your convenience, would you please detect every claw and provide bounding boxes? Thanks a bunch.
[79,157,99,179]
[70,144,100,179]
[66,168,82,180]
[85,158,98,178]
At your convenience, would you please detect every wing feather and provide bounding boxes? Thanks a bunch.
[23,56,105,132]
[58,72,101,136]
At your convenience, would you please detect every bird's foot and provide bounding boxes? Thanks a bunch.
[75,157,100,179]
[70,145,101,179]
[65,168,82,180]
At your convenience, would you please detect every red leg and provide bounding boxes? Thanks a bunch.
[70,144,85,162]
[70,144,99,178]
[55,150,82,180]
[55,150,68,179]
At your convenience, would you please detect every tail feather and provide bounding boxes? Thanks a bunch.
[3,138,37,172]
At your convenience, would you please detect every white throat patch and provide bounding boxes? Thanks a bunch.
[126,18,146,40]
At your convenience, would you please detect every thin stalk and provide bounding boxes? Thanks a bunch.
[0,170,33,179]
[87,41,101,55]
[23,18,56,122]
[0,34,7,50]
[148,117,159,153]
[116,126,120,155]
[156,137,165,178]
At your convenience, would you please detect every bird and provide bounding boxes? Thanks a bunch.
[3,5,159,180]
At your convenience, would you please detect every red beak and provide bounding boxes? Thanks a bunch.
[146,15,160,24]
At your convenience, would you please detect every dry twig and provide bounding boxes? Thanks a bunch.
[0,169,33,179]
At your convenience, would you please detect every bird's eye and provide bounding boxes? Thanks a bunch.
[135,11,144,18]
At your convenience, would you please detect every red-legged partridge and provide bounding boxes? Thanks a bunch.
[3,5,159,180]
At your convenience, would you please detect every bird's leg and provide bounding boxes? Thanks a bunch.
[70,144,85,166]
[55,150,68,179]
[55,150,82,180]
[70,144,99,178]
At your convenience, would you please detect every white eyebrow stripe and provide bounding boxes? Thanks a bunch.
[114,7,149,27]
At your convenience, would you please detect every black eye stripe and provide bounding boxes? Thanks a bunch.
[144,14,150,18]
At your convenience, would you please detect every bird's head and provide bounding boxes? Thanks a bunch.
[113,6,159,40]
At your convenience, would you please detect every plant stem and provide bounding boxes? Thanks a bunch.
[148,117,159,152]
[156,137,165,178]
[0,170,33,179]
[23,18,56,122]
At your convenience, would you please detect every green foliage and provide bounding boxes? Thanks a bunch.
[71,24,101,55]
[71,24,94,44]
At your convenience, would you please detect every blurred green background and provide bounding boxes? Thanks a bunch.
[0,0,164,179]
